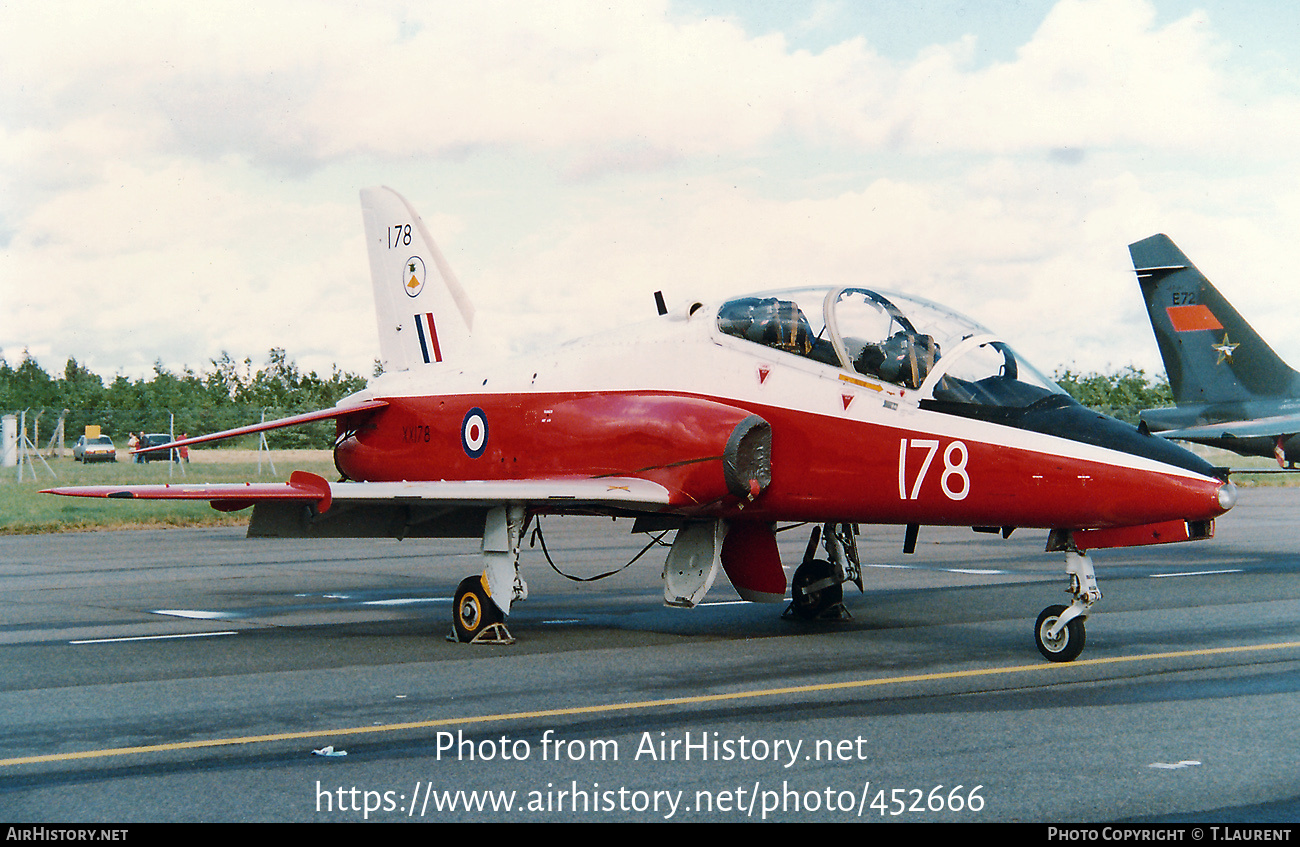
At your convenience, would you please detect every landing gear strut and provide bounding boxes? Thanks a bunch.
[1035,540,1101,662]
[786,523,862,621]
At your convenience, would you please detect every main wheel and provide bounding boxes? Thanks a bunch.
[789,559,843,620]
[453,575,503,643]
[1035,604,1085,662]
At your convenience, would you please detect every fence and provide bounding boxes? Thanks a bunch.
[5,405,339,456]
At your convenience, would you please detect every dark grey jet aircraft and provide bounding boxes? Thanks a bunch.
[1130,233,1300,467]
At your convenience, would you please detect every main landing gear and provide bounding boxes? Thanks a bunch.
[1034,539,1101,662]
[444,510,1104,662]
[786,523,864,621]
[448,505,526,645]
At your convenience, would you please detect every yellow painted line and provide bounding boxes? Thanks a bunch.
[5,640,1299,768]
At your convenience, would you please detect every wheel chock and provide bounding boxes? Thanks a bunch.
[446,622,516,645]
[782,601,852,621]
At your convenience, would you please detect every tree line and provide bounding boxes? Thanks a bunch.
[1,349,369,450]
[1051,366,1172,423]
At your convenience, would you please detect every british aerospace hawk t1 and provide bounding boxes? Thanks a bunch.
[46,188,1237,662]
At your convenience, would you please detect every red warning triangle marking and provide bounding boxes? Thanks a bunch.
[842,394,853,410]
[757,366,770,384]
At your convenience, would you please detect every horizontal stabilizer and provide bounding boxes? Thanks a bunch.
[131,400,388,454]
[43,471,336,512]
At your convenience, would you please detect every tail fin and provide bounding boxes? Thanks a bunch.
[361,186,474,373]
[1129,234,1300,404]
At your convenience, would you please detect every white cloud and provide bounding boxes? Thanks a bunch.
[4,0,1300,388]
[6,0,1294,171]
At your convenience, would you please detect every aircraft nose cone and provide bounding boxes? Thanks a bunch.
[1218,481,1238,512]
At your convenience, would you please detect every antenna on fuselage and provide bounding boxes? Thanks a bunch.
[654,291,668,316]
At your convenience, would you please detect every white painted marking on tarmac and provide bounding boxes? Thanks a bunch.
[361,598,451,606]
[1148,760,1202,769]
[71,631,238,645]
[864,563,1007,575]
[152,609,234,619]
[1151,570,1243,578]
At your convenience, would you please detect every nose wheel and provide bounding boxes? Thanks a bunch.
[1035,545,1100,662]
[1034,604,1085,662]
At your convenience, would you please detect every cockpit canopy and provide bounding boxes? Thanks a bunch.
[715,296,816,357]
[716,286,1066,411]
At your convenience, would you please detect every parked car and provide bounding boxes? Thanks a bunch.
[139,433,181,462]
[73,434,117,463]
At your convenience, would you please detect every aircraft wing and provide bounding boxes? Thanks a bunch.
[1155,414,1300,442]
[131,400,390,454]
[42,472,672,513]
[1151,413,1300,469]
[53,395,676,520]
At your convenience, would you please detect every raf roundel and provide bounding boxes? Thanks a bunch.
[403,256,426,298]
[461,408,488,458]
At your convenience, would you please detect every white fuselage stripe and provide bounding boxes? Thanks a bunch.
[356,310,1215,484]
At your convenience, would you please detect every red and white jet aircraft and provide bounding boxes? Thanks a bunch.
[46,187,1238,662]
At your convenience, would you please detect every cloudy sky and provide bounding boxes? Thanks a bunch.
[4,0,1299,386]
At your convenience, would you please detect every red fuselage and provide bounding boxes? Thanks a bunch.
[335,388,1229,532]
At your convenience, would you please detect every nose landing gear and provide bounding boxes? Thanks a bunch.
[1035,542,1101,662]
